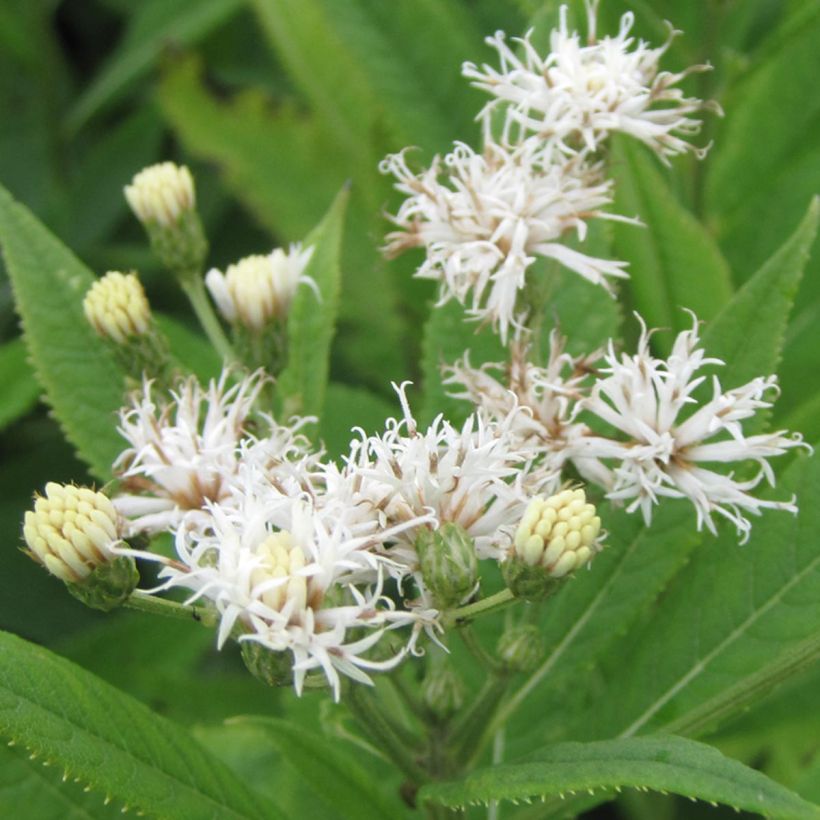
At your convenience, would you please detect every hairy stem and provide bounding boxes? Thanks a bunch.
[180,275,236,363]
[123,590,219,628]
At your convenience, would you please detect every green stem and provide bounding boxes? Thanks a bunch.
[123,590,219,628]
[443,589,515,626]
[180,276,236,363]
[448,674,511,767]
[346,684,428,785]
[458,624,503,674]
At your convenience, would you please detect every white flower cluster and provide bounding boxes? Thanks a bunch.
[110,372,536,697]
[446,316,808,544]
[381,2,716,340]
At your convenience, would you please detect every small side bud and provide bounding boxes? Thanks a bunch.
[23,483,138,610]
[84,271,151,344]
[422,663,464,719]
[205,245,315,332]
[415,523,478,609]
[496,624,544,672]
[240,640,293,688]
[125,162,207,278]
[504,489,603,600]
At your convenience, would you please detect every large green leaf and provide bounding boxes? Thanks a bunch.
[320,382,395,459]
[276,188,347,419]
[0,742,124,820]
[234,716,410,820]
[67,0,244,131]
[611,139,733,346]
[585,445,820,741]
[0,631,282,819]
[0,183,125,478]
[0,338,40,430]
[702,197,819,387]
[420,736,819,818]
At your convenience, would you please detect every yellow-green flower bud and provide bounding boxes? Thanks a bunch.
[22,483,138,610]
[84,271,152,344]
[125,162,207,279]
[415,523,478,609]
[422,663,464,719]
[504,489,602,599]
[240,640,293,688]
[496,624,544,672]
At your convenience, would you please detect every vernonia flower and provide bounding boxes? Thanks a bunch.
[572,314,808,541]
[380,138,634,342]
[112,369,269,533]
[463,2,719,160]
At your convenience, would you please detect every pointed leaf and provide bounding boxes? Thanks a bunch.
[702,197,819,386]
[420,735,820,819]
[611,139,733,345]
[0,631,282,820]
[0,183,125,478]
[277,187,347,419]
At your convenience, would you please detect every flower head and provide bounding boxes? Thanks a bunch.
[205,244,315,331]
[572,314,808,541]
[84,271,152,344]
[463,3,719,161]
[125,162,195,229]
[380,139,633,342]
[23,483,124,583]
[113,370,268,533]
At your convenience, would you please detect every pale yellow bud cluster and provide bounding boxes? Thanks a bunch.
[513,488,601,578]
[23,483,122,583]
[124,162,195,228]
[83,271,151,344]
[252,532,308,612]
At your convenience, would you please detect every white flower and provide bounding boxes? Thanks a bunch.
[572,314,808,541]
[140,489,422,699]
[443,331,603,489]
[205,244,315,330]
[344,383,534,574]
[113,370,269,533]
[463,3,718,161]
[124,162,195,228]
[380,139,634,342]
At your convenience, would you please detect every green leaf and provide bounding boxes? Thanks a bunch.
[419,735,820,819]
[233,716,409,820]
[0,742,124,820]
[0,183,125,478]
[320,382,395,459]
[0,631,282,820]
[587,446,820,741]
[702,196,819,386]
[277,187,347,419]
[67,0,244,131]
[611,139,734,346]
[0,338,40,429]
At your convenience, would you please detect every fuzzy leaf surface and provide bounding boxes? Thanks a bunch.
[0,631,282,820]
[0,338,40,430]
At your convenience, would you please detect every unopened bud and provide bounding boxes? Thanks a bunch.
[23,483,138,610]
[422,663,464,719]
[240,640,293,688]
[415,523,478,609]
[504,489,602,599]
[205,244,315,331]
[84,271,151,344]
[125,162,195,228]
[125,162,207,278]
[496,624,544,672]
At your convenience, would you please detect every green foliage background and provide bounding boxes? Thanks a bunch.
[0,0,819,817]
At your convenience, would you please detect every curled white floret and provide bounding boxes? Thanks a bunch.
[571,313,809,541]
[380,139,635,342]
[463,2,720,161]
